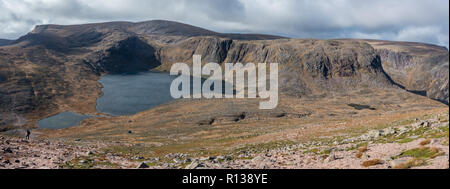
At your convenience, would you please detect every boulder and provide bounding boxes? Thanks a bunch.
[389,159,407,168]
[173,158,184,164]
[368,130,381,139]
[381,128,396,136]
[325,155,337,162]
[3,147,13,153]
[251,156,265,162]
[184,158,192,163]
[136,162,149,169]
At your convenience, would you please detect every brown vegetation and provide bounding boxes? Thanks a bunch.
[362,159,383,167]
[420,139,431,146]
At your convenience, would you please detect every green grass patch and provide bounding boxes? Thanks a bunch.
[102,145,154,158]
[395,147,443,160]
[62,156,119,169]
[303,148,320,154]
[397,137,416,144]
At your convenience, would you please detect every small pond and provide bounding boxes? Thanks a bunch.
[37,111,92,129]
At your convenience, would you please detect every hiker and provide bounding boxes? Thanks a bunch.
[26,129,31,140]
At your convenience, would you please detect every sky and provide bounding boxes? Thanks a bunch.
[0,0,448,48]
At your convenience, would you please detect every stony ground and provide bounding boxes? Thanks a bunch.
[1,112,448,169]
[158,113,449,169]
[0,137,134,169]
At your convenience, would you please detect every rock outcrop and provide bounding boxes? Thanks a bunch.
[0,39,13,46]
[157,38,394,96]
[364,40,449,104]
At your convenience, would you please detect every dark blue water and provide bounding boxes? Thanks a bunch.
[37,111,91,129]
[96,72,177,116]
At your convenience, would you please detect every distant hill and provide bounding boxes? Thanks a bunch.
[25,20,284,41]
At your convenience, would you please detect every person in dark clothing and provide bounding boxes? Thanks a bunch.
[26,129,31,140]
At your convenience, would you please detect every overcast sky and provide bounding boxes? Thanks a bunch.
[1,0,448,48]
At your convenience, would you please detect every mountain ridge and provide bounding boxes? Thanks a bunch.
[0,20,448,131]
[26,20,285,41]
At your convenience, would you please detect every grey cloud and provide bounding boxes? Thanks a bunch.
[0,0,448,48]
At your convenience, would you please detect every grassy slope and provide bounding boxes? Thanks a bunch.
[40,87,447,160]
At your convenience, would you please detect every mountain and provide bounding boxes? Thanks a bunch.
[0,20,448,131]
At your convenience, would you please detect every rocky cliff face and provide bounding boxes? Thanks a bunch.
[84,36,161,74]
[157,38,394,96]
[365,40,449,104]
[0,20,447,131]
